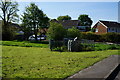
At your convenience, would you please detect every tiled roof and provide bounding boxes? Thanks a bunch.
[51,20,80,29]
[100,20,120,28]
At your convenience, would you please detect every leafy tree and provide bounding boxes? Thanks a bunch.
[21,3,49,41]
[0,0,19,40]
[50,19,57,21]
[66,27,80,39]
[57,15,71,21]
[20,23,32,40]
[47,22,66,40]
[78,14,93,26]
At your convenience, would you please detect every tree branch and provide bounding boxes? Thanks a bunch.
[0,15,4,20]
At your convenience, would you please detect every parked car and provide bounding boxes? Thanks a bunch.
[28,35,46,41]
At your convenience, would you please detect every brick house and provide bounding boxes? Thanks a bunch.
[93,20,120,34]
[51,19,90,32]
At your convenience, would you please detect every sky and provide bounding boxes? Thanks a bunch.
[118,1,120,23]
[17,2,118,26]
[15,0,120,2]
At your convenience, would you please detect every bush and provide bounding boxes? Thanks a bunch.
[53,47,62,51]
[66,27,81,39]
[100,33,120,43]
[53,46,68,52]
[80,32,120,43]
[2,25,16,40]
[81,43,94,51]
[81,32,99,41]
[108,44,117,50]
[47,22,66,40]
[49,40,64,51]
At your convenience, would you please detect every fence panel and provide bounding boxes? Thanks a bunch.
[49,39,95,51]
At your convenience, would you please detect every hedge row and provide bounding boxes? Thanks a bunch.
[80,32,120,43]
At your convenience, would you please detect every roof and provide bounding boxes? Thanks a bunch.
[99,20,120,28]
[51,20,80,29]
[10,23,21,29]
[0,20,21,29]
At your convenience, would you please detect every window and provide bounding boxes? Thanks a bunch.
[96,29,98,32]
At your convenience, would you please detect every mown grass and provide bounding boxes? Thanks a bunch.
[94,43,120,51]
[1,41,120,51]
[0,41,49,48]
[2,46,120,79]
[0,45,2,77]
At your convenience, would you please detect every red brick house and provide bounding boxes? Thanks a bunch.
[93,20,120,34]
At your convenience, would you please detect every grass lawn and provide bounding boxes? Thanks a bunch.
[1,41,49,48]
[1,41,120,51]
[2,46,120,79]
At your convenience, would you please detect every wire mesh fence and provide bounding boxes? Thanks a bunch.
[49,38,95,52]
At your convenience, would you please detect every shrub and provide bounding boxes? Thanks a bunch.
[81,43,94,51]
[108,44,117,50]
[53,47,62,51]
[2,25,16,41]
[52,46,68,52]
[81,32,99,41]
[66,27,81,39]
[47,22,66,40]
[100,33,120,43]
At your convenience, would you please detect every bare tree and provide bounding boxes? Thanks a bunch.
[0,0,19,26]
[0,0,19,40]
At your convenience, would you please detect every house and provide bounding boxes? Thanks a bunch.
[93,20,120,34]
[39,28,48,35]
[50,19,90,32]
[0,20,21,30]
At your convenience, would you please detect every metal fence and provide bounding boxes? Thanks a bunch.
[49,38,95,52]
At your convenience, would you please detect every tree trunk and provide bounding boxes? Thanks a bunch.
[33,26,37,42]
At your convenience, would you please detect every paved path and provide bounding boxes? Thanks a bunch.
[115,71,120,80]
[65,55,119,80]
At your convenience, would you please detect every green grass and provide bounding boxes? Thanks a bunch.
[2,46,120,79]
[1,41,49,48]
[94,43,120,51]
[1,41,120,51]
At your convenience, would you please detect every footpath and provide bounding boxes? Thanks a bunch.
[65,55,120,80]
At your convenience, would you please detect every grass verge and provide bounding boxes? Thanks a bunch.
[1,41,49,48]
[2,46,120,79]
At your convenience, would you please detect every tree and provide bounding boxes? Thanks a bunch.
[47,22,66,40]
[20,23,32,41]
[78,14,93,26]
[21,3,49,41]
[66,27,81,39]
[0,0,19,40]
[0,0,19,25]
[57,15,71,21]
